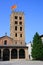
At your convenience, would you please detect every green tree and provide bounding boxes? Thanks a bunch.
[31,32,43,60]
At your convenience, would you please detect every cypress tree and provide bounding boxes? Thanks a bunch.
[31,32,43,60]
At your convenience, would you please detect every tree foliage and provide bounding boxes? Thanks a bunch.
[31,32,43,60]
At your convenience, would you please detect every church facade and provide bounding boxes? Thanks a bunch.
[0,11,29,61]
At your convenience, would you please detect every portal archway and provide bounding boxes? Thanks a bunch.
[11,49,17,59]
[0,50,1,59]
[3,49,10,61]
[19,49,25,58]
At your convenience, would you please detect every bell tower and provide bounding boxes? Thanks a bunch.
[10,11,25,46]
[10,5,25,46]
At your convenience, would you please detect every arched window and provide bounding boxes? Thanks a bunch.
[4,40,7,45]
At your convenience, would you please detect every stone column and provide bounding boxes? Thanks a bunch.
[25,48,29,60]
[1,49,3,61]
[10,49,11,61]
[17,49,19,59]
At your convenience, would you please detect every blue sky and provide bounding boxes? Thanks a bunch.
[0,0,43,43]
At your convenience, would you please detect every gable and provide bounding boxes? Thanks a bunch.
[0,36,13,46]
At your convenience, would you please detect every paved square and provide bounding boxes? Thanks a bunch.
[0,60,43,65]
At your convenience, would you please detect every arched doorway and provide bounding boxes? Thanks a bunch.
[3,49,10,61]
[19,49,25,59]
[0,50,1,60]
[11,49,17,59]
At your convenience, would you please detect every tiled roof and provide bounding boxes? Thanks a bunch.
[0,46,28,48]
[0,36,13,40]
[40,35,43,37]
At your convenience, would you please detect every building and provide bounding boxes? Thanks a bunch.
[0,11,29,61]
[26,42,32,60]
[40,35,43,43]
[26,35,43,60]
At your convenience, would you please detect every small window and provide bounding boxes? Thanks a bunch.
[15,33,17,37]
[4,40,7,45]
[15,16,18,19]
[19,17,22,20]
[19,22,22,25]
[20,27,22,31]
[20,34,22,37]
[15,21,18,24]
[15,26,17,30]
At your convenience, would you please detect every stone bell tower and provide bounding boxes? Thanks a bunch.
[10,11,25,46]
